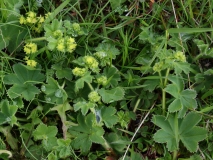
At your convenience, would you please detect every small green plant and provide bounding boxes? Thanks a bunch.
[0,0,213,159]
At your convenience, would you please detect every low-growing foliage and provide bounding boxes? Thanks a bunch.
[0,0,213,159]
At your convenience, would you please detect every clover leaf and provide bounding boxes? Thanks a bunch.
[69,113,105,153]
[98,87,125,103]
[3,63,45,101]
[152,112,207,152]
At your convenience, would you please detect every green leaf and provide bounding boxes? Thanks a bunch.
[100,107,118,128]
[152,112,207,152]
[0,126,18,150]
[173,62,191,74]
[51,102,72,122]
[46,37,58,50]
[168,99,182,112]
[48,152,58,160]
[33,123,58,140]
[3,64,44,100]
[7,84,40,100]
[1,0,23,18]
[109,0,126,10]
[98,87,125,103]
[139,27,158,45]
[165,77,197,115]
[3,63,45,85]
[95,43,120,66]
[164,84,179,98]
[56,68,73,79]
[105,132,129,152]
[143,79,160,92]
[69,113,105,153]
[0,100,18,126]
[74,101,95,115]
[103,67,121,88]
[42,137,58,152]
[75,72,93,92]
[117,111,131,129]
[44,19,63,38]
[43,77,68,104]
[56,139,72,158]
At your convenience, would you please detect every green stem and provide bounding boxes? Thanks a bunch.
[173,112,179,160]
[86,82,94,91]
[162,89,166,116]
[164,68,170,86]
[102,138,117,157]
[25,37,46,42]
[173,150,177,160]
[133,98,141,113]
[162,68,170,115]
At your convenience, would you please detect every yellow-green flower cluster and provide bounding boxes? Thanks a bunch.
[83,56,99,70]
[174,51,186,62]
[24,43,37,54]
[53,30,63,38]
[153,61,164,72]
[56,36,77,53]
[97,76,107,86]
[26,59,37,67]
[72,23,81,32]
[72,23,84,37]
[88,91,101,103]
[72,67,87,77]
[23,43,38,67]
[24,57,37,67]
[19,11,45,33]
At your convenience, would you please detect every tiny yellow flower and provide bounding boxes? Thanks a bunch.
[72,23,81,32]
[27,11,36,18]
[38,16,45,23]
[72,67,87,77]
[67,37,75,44]
[26,60,37,67]
[153,61,164,72]
[174,51,186,62]
[57,43,65,52]
[24,43,37,54]
[45,12,51,19]
[24,56,29,61]
[33,24,42,33]
[67,43,77,53]
[84,56,99,69]
[26,17,37,24]
[88,91,101,103]
[19,15,26,24]
[53,30,63,38]
[97,76,107,86]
